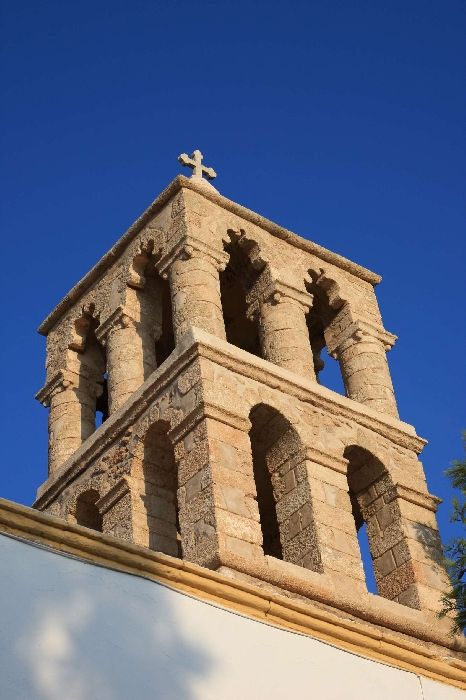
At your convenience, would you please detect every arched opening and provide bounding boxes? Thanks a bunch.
[305,275,346,394]
[357,522,378,594]
[344,445,416,606]
[154,277,175,366]
[249,404,322,571]
[75,489,103,531]
[129,252,175,372]
[345,446,386,594]
[220,238,262,357]
[142,421,181,557]
[72,310,108,431]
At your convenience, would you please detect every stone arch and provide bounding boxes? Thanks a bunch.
[249,403,322,571]
[343,444,420,609]
[69,304,108,429]
[219,230,263,356]
[305,268,347,392]
[133,419,181,557]
[74,488,103,532]
[126,242,175,369]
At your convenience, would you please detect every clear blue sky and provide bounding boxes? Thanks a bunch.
[1,1,465,573]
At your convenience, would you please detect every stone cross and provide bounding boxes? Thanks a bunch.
[178,149,217,181]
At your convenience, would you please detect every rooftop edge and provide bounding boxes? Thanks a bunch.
[38,175,382,336]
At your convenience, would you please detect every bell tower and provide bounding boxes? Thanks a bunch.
[35,151,448,621]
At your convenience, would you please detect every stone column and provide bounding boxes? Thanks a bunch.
[160,243,229,343]
[36,370,99,475]
[96,307,159,415]
[247,275,316,379]
[326,313,398,417]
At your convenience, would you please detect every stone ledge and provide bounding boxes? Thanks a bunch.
[38,175,381,336]
[34,327,428,510]
[0,498,464,689]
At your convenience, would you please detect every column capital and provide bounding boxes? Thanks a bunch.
[156,236,229,279]
[326,316,397,358]
[95,307,138,347]
[246,267,313,317]
[36,368,103,407]
[36,369,79,407]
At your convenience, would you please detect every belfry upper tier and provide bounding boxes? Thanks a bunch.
[38,174,382,336]
[38,173,400,422]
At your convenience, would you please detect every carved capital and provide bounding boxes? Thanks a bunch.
[95,307,137,346]
[156,236,229,279]
[35,369,80,407]
[246,266,313,316]
[325,313,397,358]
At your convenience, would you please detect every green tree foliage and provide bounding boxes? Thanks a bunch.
[440,434,466,635]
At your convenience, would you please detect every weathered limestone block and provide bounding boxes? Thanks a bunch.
[97,480,133,542]
[326,307,398,417]
[247,270,316,379]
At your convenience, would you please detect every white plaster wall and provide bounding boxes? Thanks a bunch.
[0,533,463,700]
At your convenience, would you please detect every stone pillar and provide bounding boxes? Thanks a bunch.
[269,448,323,572]
[171,412,263,569]
[326,312,398,417]
[247,275,316,379]
[366,482,449,613]
[36,370,100,475]
[96,308,159,414]
[160,243,229,342]
[304,449,367,594]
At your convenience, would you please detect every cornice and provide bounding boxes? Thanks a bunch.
[0,499,464,688]
[38,176,381,336]
[34,329,427,511]
[190,329,426,453]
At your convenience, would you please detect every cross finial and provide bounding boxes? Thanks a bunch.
[178,149,217,182]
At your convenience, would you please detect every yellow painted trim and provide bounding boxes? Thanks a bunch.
[1,499,465,690]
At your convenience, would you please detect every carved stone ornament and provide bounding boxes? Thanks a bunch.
[95,307,136,346]
[35,369,79,407]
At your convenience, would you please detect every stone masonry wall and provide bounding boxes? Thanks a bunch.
[35,332,448,618]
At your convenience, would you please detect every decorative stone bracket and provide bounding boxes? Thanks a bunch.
[68,303,98,353]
